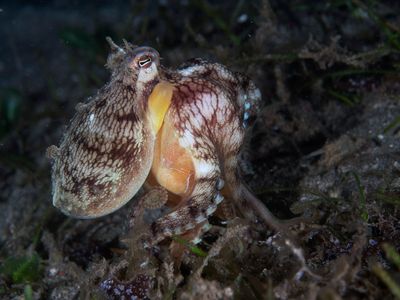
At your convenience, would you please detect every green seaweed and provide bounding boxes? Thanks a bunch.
[353,0,400,50]
[24,284,33,300]
[172,236,207,257]
[328,90,361,106]
[383,116,400,134]
[375,192,400,206]
[383,243,400,270]
[0,253,42,284]
[373,264,400,298]
[352,172,368,221]
[0,88,22,140]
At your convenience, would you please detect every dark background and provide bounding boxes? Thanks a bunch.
[0,1,399,299]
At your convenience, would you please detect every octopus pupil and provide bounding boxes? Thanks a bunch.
[139,57,151,67]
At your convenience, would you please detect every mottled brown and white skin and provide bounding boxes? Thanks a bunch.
[48,40,161,217]
[48,39,262,243]
[150,59,261,241]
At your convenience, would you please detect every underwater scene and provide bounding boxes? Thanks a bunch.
[0,1,400,299]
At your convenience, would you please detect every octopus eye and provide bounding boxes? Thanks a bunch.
[138,56,152,68]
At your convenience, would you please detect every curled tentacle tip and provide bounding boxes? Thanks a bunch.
[46,145,60,160]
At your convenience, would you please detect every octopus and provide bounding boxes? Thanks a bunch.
[47,38,281,245]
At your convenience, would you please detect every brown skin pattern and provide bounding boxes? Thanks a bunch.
[48,42,161,218]
[48,39,261,243]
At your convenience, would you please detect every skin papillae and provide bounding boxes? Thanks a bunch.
[47,38,284,244]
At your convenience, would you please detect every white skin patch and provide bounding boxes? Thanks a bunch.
[253,88,261,99]
[179,129,195,148]
[192,237,202,244]
[195,160,215,178]
[214,193,224,204]
[186,105,203,129]
[87,114,98,132]
[195,215,207,223]
[178,65,205,76]
[206,204,217,216]
[183,223,195,231]
[163,228,173,236]
[137,63,158,87]
[174,227,183,235]
[202,223,212,231]
[217,178,224,190]
[168,211,179,220]
[197,93,233,127]
[244,102,251,110]
[198,93,217,119]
